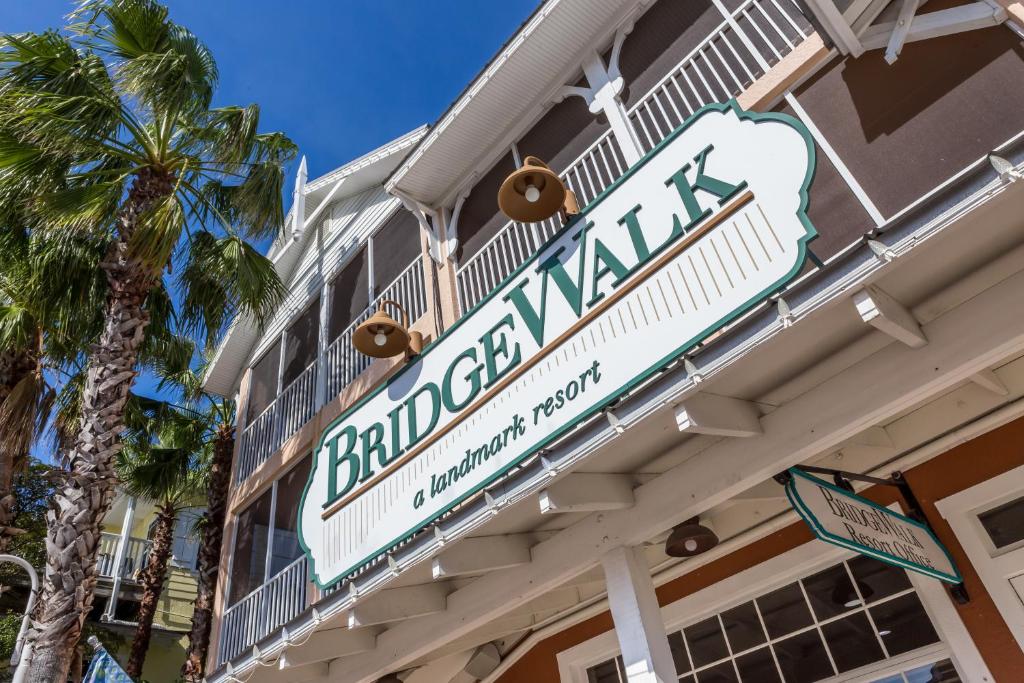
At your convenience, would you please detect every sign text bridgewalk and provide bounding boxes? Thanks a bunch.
[299,102,817,587]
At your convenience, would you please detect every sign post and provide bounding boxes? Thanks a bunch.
[784,468,963,585]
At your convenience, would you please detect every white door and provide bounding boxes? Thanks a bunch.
[936,464,1024,651]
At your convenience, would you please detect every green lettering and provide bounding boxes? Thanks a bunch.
[406,382,442,448]
[479,314,522,389]
[665,144,747,235]
[441,347,483,412]
[360,422,386,479]
[588,238,630,306]
[325,426,360,507]
[502,222,593,348]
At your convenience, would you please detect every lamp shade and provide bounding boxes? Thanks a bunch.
[665,517,719,557]
[353,307,411,358]
[498,156,567,223]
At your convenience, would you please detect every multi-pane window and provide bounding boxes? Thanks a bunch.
[586,556,960,683]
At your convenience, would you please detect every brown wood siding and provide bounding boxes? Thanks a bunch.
[775,102,875,262]
[496,416,1024,683]
[794,22,1024,220]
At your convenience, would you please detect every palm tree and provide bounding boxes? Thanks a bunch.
[181,392,234,682]
[0,2,293,677]
[117,404,207,679]
[0,226,107,550]
[145,359,237,682]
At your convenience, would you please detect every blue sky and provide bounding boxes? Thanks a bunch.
[2,0,537,454]
[1,1,537,180]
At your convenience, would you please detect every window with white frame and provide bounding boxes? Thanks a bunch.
[936,463,1024,652]
[561,540,991,683]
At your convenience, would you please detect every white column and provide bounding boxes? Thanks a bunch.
[601,546,676,683]
[316,221,330,408]
[102,495,137,621]
[580,52,643,166]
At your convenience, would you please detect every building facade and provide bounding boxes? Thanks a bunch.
[203,0,1024,681]
[94,490,203,683]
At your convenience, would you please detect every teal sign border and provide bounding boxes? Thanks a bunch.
[298,100,818,589]
[786,468,962,584]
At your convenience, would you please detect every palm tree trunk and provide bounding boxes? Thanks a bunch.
[182,421,234,682]
[25,168,173,682]
[126,504,176,679]
[0,347,36,552]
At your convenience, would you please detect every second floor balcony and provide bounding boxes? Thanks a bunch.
[97,531,152,581]
[235,226,428,485]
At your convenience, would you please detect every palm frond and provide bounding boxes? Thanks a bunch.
[127,191,184,270]
[0,364,53,470]
[177,232,284,346]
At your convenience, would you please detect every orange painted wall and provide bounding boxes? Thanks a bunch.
[496,416,1024,683]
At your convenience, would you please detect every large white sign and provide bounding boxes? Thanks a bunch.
[786,469,961,583]
[299,102,817,587]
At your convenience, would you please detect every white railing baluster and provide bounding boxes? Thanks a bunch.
[709,38,744,92]
[720,31,757,81]
[218,556,309,666]
[742,7,783,60]
[754,0,796,48]
[650,93,672,138]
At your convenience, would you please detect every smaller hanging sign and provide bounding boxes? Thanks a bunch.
[785,468,961,584]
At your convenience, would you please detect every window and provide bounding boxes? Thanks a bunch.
[268,457,312,576]
[566,547,980,683]
[171,508,203,570]
[245,340,280,424]
[328,208,426,341]
[329,245,370,340]
[282,298,319,388]
[372,209,422,296]
[228,488,272,605]
[455,152,516,264]
[936,463,1024,651]
[227,456,312,605]
[977,495,1024,550]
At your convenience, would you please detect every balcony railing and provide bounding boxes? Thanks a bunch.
[236,359,317,484]
[628,0,812,153]
[456,129,627,310]
[456,0,811,313]
[218,555,308,665]
[236,257,428,485]
[97,532,152,581]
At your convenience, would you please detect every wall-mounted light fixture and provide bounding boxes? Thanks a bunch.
[498,156,579,224]
[353,299,424,359]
